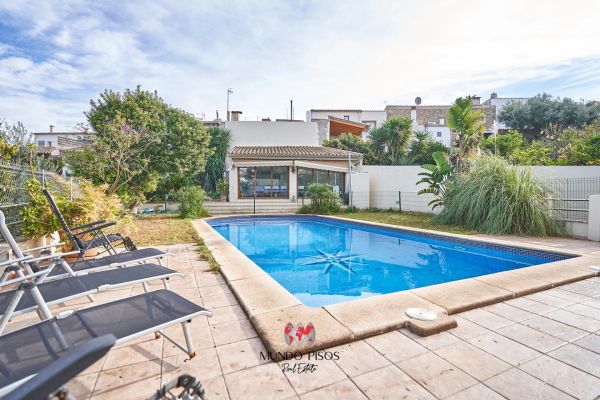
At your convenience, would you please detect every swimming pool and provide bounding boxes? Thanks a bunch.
[208,216,574,307]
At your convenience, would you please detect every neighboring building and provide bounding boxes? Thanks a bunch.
[223,120,362,202]
[386,96,496,147]
[307,98,496,147]
[306,109,387,143]
[32,125,93,168]
[482,92,529,132]
[33,125,93,151]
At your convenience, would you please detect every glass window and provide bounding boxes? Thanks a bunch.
[316,170,328,184]
[297,168,313,197]
[438,117,445,125]
[297,167,345,197]
[272,167,289,198]
[37,140,45,147]
[255,167,272,197]
[437,131,442,137]
[238,166,289,198]
[238,167,255,198]
[343,115,350,120]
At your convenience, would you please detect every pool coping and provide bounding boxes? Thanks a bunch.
[193,214,600,360]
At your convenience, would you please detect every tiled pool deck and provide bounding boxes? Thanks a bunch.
[7,239,600,399]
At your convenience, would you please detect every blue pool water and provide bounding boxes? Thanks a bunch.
[209,216,573,307]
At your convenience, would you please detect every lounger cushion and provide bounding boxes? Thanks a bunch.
[0,264,177,314]
[51,247,165,276]
[0,290,207,390]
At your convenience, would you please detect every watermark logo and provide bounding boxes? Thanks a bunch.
[283,322,316,346]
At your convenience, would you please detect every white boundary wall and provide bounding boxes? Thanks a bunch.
[359,165,600,240]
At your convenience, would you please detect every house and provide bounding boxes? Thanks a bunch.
[33,125,93,150]
[223,120,363,202]
[306,109,387,143]
[482,92,529,132]
[386,97,496,146]
[309,97,496,147]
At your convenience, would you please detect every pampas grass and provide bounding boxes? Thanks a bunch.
[434,155,563,236]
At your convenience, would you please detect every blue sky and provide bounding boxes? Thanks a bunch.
[1,0,599,131]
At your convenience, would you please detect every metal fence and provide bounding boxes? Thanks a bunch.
[544,177,600,223]
[350,191,438,213]
[0,162,47,237]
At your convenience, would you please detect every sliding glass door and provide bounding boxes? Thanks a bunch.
[237,166,289,198]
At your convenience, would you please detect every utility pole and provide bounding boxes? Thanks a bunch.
[226,88,233,121]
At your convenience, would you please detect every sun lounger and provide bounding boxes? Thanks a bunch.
[43,188,137,256]
[0,211,167,280]
[0,289,212,397]
[3,334,116,400]
[0,253,181,334]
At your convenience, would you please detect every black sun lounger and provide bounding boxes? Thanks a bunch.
[0,290,212,397]
[3,334,116,400]
[0,263,180,318]
[0,211,167,280]
[43,188,137,256]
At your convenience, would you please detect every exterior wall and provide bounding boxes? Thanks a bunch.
[306,110,386,143]
[225,121,319,147]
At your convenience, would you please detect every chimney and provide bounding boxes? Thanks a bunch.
[491,92,498,99]
[231,111,242,121]
[471,95,481,105]
[49,125,54,133]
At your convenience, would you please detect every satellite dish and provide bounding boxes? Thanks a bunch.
[415,97,422,105]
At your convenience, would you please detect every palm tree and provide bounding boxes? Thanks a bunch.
[368,117,413,164]
[203,127,231,194]
[447,96,485,171]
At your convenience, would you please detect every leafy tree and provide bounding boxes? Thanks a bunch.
[368,117,413,164]
[323,133,373,163]
[416,152,453,209]
[67,87,211,207]
[202,127,231,194]
[407,131,449,165]
[447,96,485,171]
[482,129,525,160]
[499,93,600,140]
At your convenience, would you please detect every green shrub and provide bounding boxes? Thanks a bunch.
[344,205,359,213]
[21,178,125,239]
[216,179,229,199]
[296,183,340,214]
[434,155,563,236]
[179,186,209,218]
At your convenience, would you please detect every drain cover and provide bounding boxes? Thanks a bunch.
[405,308,437,321]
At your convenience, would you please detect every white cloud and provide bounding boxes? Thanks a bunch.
[0,0,599,131]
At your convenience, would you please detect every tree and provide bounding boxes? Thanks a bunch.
[407,131,449,165]
[447,96,485,171]
[322,133,372,162]
[66,87,211,207]
[482,129,525,160]
[368,117,413,164]
[499,93,600,140]
[202,127,231,194]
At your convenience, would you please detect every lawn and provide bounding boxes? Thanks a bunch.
[116,214,199,246]
[334,211,477,235]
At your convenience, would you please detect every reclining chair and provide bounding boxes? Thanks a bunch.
[0,212,183,334]
[43,188,137,256]
[0,211,167,280]
[0,286,212,397]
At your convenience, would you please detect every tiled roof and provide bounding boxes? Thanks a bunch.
[229,146,363,159]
